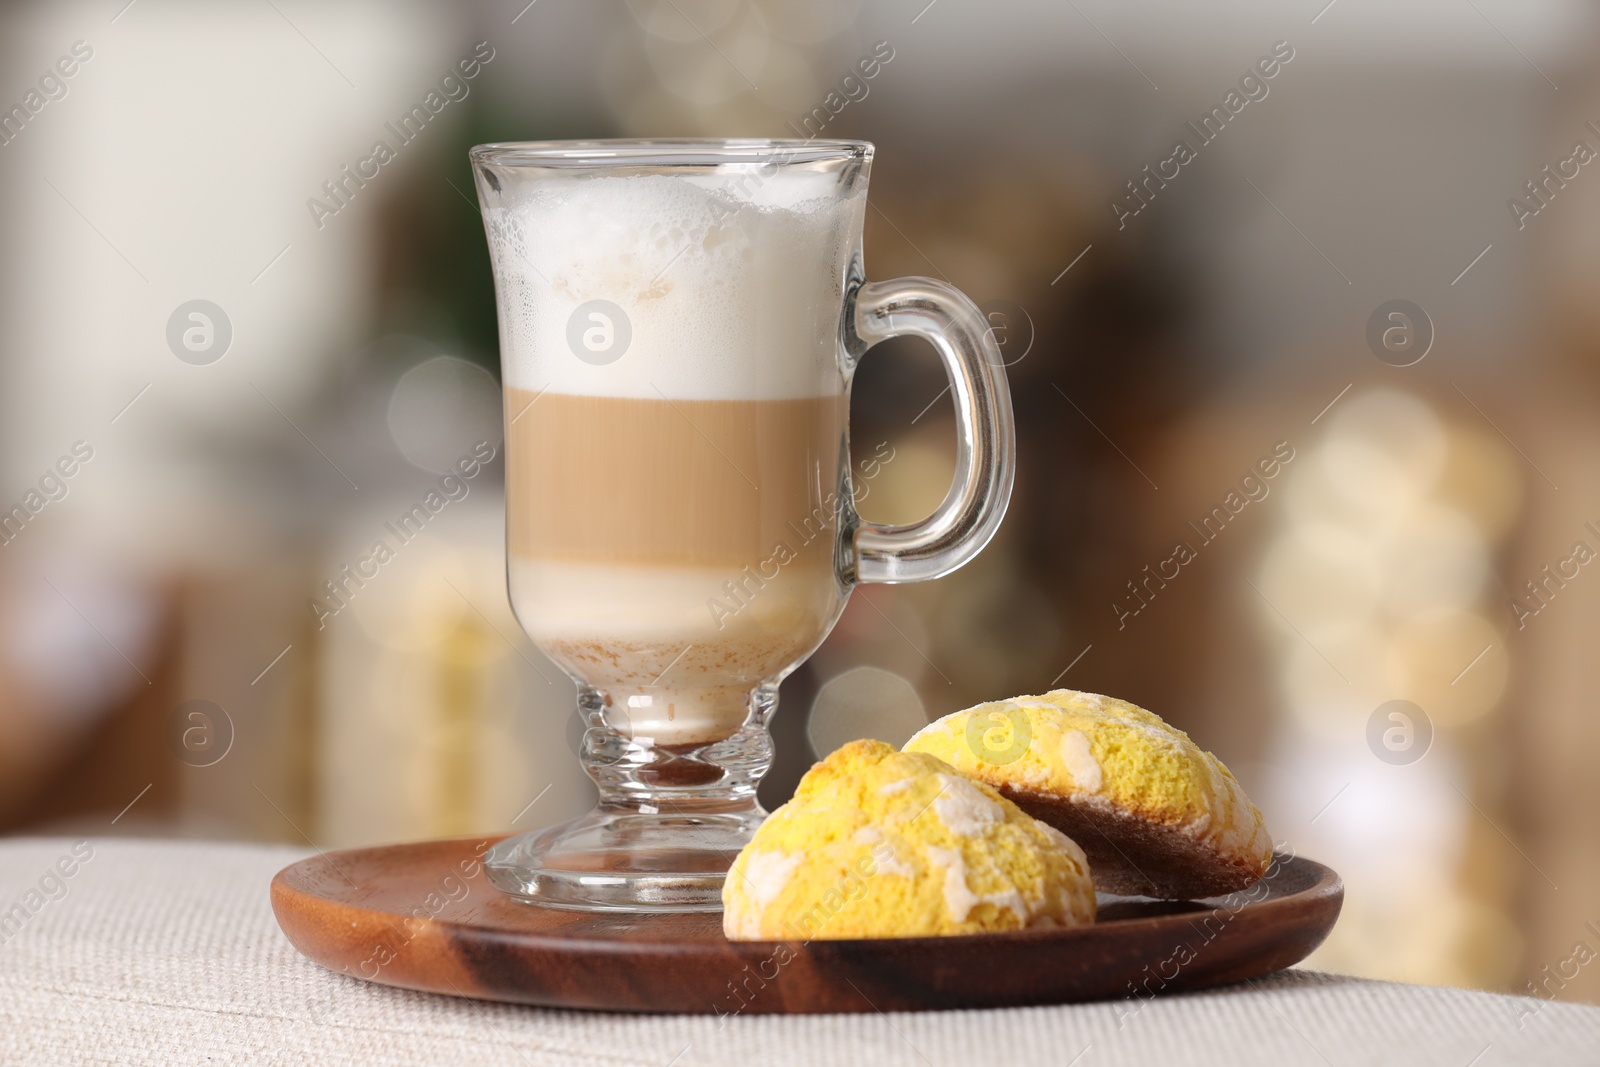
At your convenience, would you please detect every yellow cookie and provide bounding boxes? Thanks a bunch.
[904,689,1272,899]
[722,739,1095,940]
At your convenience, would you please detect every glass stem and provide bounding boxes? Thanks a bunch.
[583,682,776,816]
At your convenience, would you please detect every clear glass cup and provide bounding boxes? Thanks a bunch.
[471,139,1014,911]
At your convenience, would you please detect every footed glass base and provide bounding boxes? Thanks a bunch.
[486,684,776,912]
[485,804,766,912]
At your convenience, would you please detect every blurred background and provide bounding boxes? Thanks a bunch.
[2,0,1598,1002]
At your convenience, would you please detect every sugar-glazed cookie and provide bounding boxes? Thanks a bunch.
[722,739,1095,940]
[904,690,1272,898]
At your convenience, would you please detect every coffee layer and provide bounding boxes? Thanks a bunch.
[507,389,847,564]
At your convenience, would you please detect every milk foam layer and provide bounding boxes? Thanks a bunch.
[483,172,861,399]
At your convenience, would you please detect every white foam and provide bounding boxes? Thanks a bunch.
[508,556,836,645]
[484,172,862,399]
[507,554,842,744]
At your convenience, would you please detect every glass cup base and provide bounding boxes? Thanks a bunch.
[486,683,776,912]
[485,804,766,912]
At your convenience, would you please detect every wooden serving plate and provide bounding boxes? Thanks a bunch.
[271,837,1341,1014]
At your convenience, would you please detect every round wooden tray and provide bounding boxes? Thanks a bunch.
[271,836,1341,1014]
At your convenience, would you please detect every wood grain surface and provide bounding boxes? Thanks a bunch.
[270,837,1342,1014]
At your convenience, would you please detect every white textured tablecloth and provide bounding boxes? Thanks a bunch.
[0,837,1595,1066]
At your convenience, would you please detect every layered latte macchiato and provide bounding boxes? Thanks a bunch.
[485,168,862,744]
[475,139,1014,911]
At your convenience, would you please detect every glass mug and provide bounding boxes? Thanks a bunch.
[471,139,1014,911]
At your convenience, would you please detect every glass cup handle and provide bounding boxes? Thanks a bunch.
[845,277,1016,584]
